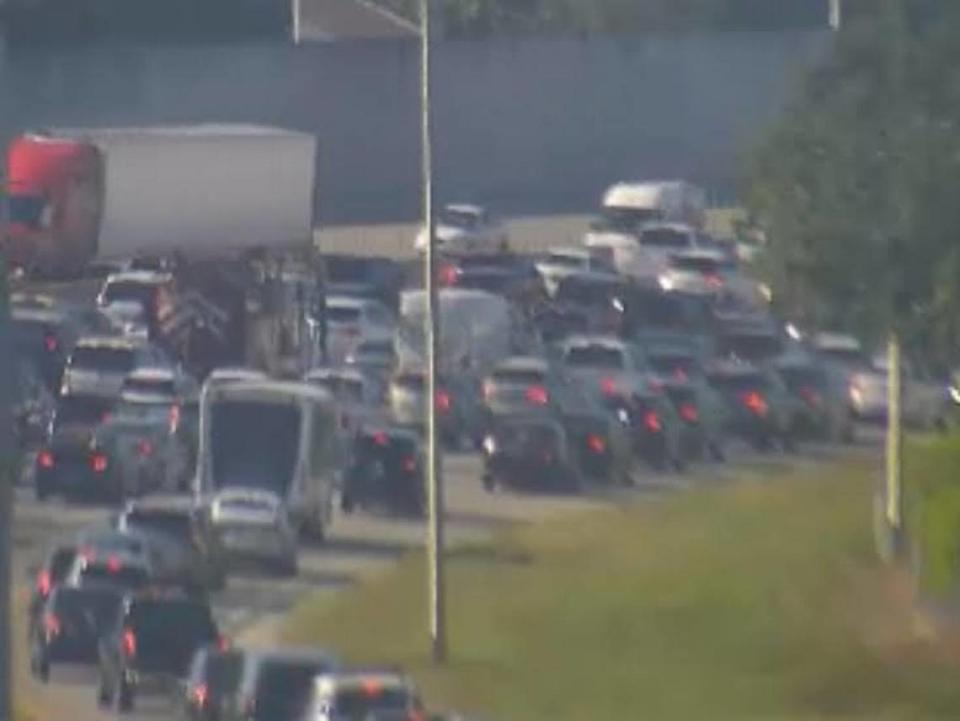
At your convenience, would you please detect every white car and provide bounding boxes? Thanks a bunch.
[849,355,950,430]
[414,203,509,255]
[534,247,617,297]
[658,248,765,306]
[209,488,298,576]
[61,336,170,399]
[304,670,424,721]
[96,270,174,339]
[556,334,650,401]
[322,296,396,366]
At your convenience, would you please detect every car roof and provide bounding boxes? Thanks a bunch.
[126,367,176,382]
[122,495,200,514]
[104,270,173,285]
[208,379,335,405]
[305,367,368,383]
[670,248,729,262]
[74,334,144,350]
[557,270,625,285]
[493,356,551,374]
[314,670,411,695]
[639,221,696,234]
[560,334,630,350]
[706,360,762,376]
[443,203,485,215]
[327,295,379,309]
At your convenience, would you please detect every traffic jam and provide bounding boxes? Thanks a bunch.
[6,127,956,720]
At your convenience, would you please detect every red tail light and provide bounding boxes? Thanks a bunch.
[121,628,137,658]
[36,569,52,598]
[192,682,209,709]
[439,264,461,286]
[217,634,230,652]
[586,433,607,454]
[679,403,699,423]
[800,386,822,408]
[37,450,55,469]
[78,546,96,562]
[101,411,112,424]
[482,380,495,401]
[372,431,389,447]
[436,389,452,413]
[43,333,58,352]
[541,450,554,463]
[741,391,769,417]
[402,456,417,473]
[168,404,181,434]
[600,377,618,397]
[644,411,663,433]
[43,612,62,638]
[703,272,724,289]
[90,452,108,473]
[673,367,689,382]
[136,439,153,458]
[107,555,123,573]
[525,385,549,406]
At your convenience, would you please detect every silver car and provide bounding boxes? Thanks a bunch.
[209,489,298,577]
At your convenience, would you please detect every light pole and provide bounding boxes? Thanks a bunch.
[420,0,447,664]
[829,0,842,30]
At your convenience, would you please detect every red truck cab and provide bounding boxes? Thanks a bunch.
[4,133,102,277]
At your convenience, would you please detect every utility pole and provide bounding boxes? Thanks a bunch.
[0,258,12,721]
[420,0,447,664]
[829,0,842,30]
[885,334,904,552]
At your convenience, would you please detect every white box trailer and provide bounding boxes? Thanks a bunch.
[57,124,317,260]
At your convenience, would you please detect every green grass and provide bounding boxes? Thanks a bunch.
[284,460,960,720]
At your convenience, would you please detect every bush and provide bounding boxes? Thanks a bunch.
[905,434,960,595]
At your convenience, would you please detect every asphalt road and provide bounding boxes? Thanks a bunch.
[12,213,865,721]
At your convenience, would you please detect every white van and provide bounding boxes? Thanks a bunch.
[597,180,706,230]
[193,380,343,541]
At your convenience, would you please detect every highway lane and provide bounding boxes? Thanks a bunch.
[13,434,881,721]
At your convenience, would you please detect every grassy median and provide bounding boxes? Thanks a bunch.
[284,459,960,720]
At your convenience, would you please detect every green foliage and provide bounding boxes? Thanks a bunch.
[748,1,960,362]
[906,434,960,595]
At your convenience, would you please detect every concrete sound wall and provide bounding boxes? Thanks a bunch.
[0,32,828,223]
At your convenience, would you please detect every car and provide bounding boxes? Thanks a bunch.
[481,415,582,493]
[415,203,509,255]
[113,497,228,592]
[620,285,716,358]
[305,366,382,435]
[658,248,764,306]
[60,335,171,399]
[13,359,55,451]
[775,356,856,443]
[481,356,590,421]
[12,293,113,393]
[304,670,425,721]
[662,379,727,462]
[34,392,118,502]
[320,254,405,311]
[601,387,685,471]
[344,336,397,399]
[342,427,425,516]
[322,296,396,366]
[553,271,633,335]
[97,590,224,712]
[96,270,175,340]
[122,365,198,401]
[63,552,153,593]
[586,220,704,281]
[553,334,648,402]
[229,648,339,721]
[29,542,82,631]
[706,361,803,452]
[534,246,617,297]
[561,408,635,485]
[438,254,545,308]
[848,353,951,429]
[388,368,484,449]
[179,645,245,721]
[209,489,299,576]
[29,585,124,682]
[716,322,787,367]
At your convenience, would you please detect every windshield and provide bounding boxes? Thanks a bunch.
[718,334,782,363]
[70,346,135,374]
[600,206,660,229]
[255,659,333,721]
[439,208,481,228]
[556,278,624,308]
[491,369,545,386]
[641,228,692,249]
[326,257,373,283]
[671,256,727,273]
[52,588,122,632]
[102,281,157,308]
[8,195,47,227]
[818,347,870,368]
[55,395,114,426]
[565,345,625,370]
[545,253,584,268]
[129,600,216,647]
[78,564,149,590]
[494,422,562,451]
[709,373,767,394]
[648,354,699,379]
[210,400,301,493]
[327,306,361,323]
[123,511,192,541]
[114,399,172,423]
[332,688,411,716]
[779,367,827,391]
[124,378,176,397]
[455,271,513,293]
[312,377,364,403]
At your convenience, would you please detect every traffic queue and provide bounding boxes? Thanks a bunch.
[10,179,957,721]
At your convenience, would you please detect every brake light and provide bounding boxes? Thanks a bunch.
[402,456,417,473]
[436,389,452,413]
[482,380,495,401]
[136,439,153,458]
[121,628,137,658]
[361,678,384,697]
[703,272,724,289]
[43,612,62,638]
[90,452,108,473]
[673,367,689,382]
[106,555,123,573]
[373,431,389,447]
[101,411,112,424]
[43,333,58,352]
[217,634,230,652]
[169,404,181,434]
[439,264,461,286]
[525,385,549,406]
[679,403,699,423]
[192,682,209,709]
[741,391,769,417]
[36,569,52,598]
[649,378,665,393]
[37,450,54,469]
[800,386,822,408]
[586,434,607,454]
[643,411,662,433]
[78,546,96,562]
[600,377,618,397]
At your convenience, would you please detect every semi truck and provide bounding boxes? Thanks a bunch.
[3,125,321,376]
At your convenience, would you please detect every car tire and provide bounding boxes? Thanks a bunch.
[34,484,48,502]
[36,655,50,684]
[117,680,134,713]
[482,473,497,493]
[278,557,298,578]
[97,677,112,709]
[340,493,355,514]
[709,439,726,462]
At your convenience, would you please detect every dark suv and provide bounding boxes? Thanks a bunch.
[97,591,223,712]
[179,645,244,721]
[342,427,425,516]
[230,648,339,721]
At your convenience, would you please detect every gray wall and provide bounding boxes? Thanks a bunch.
[0,33,828,224]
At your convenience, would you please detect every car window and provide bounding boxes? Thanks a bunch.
[331,687,411,716]
[564,345,625,370]
[71,346,136,373]
[123,510,193,541]
[254,659,333,721]
[327,307,360,324]
[491,368,545,386]
[55,395,114,426]
[640,227,692,249]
